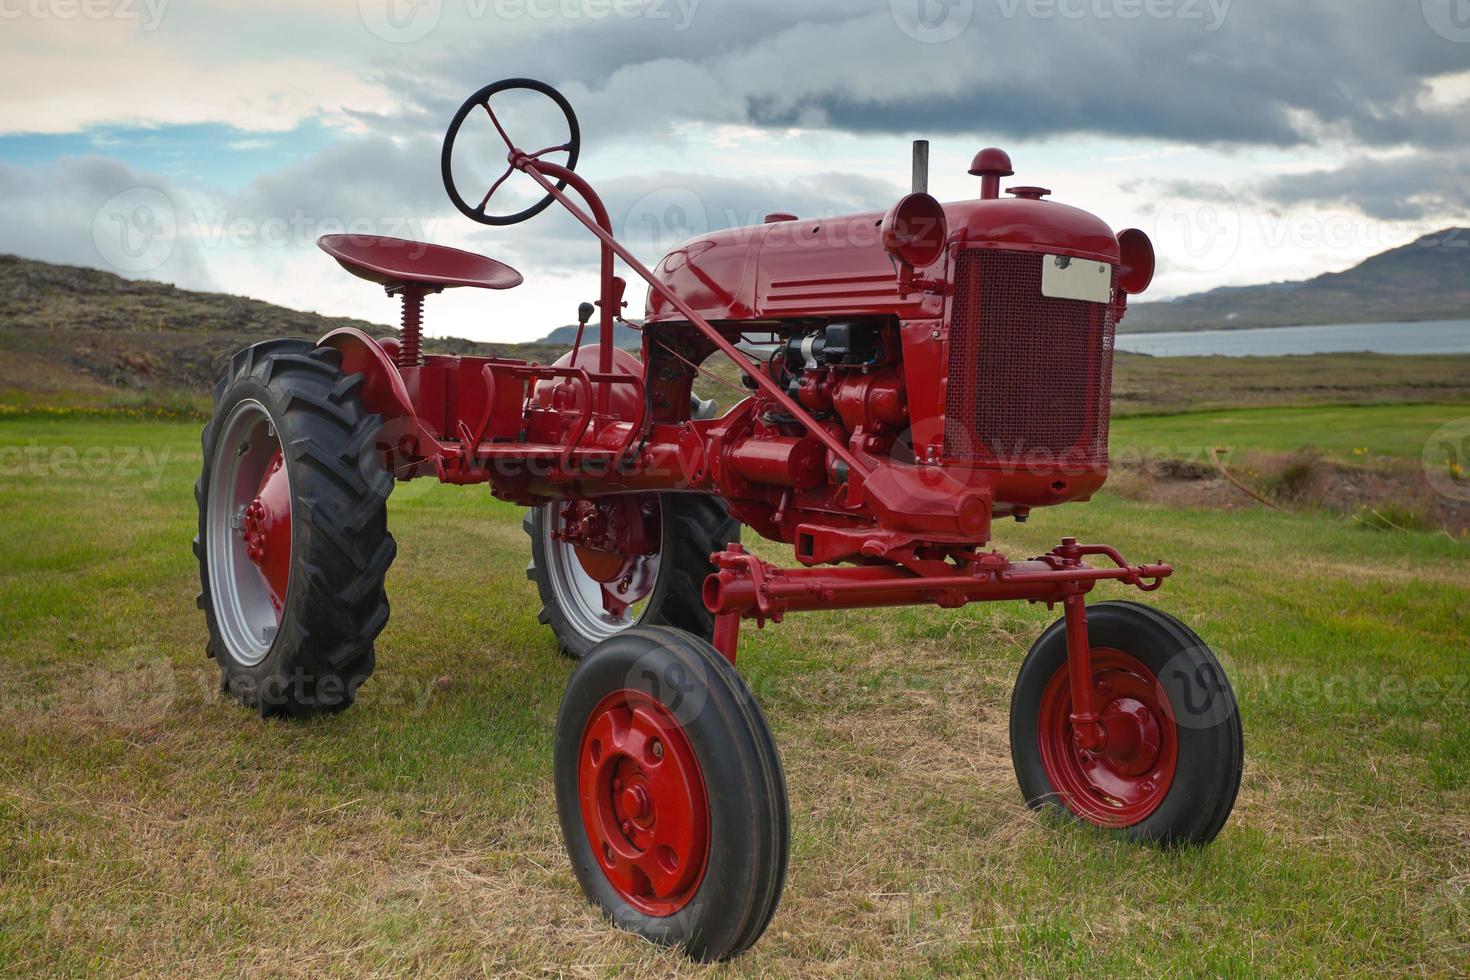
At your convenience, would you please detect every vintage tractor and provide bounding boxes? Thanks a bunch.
[194,78,1242,960]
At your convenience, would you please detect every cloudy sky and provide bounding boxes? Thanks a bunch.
[2,0,1468,342]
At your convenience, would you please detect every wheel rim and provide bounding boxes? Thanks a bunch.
[1037,648,1178,827]
[540,498,661,642]
[206,399,291,666]
[578,689,709,916]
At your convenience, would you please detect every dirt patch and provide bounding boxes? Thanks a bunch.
[0,347,115,396]
[1109,451,1470,536]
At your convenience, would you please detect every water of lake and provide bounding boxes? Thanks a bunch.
[1115,319,1470,357]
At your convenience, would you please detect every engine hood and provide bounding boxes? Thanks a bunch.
[644,196,1124,323]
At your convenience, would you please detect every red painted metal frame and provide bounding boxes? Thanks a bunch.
[512,153,872,485]
[315,112,1177,758]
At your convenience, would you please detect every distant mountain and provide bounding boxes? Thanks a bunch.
[535,321,643,349]
[1123,228,1470,333]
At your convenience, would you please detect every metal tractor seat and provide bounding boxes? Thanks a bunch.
[316,234,523,367]
[317,234,522,291]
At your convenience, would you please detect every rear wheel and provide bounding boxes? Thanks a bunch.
[195,340,396,716]
[554,627,788,961]
[526,494,738,659]
[1009,601,1243,845]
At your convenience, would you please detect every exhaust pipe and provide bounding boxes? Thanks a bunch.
[911,139,929,194]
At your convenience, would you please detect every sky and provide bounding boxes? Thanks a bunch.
[1,0,1468,343]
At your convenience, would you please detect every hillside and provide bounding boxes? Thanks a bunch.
[4,253,1470,418]
[1124,228,1470,332]
[0,254,564,398]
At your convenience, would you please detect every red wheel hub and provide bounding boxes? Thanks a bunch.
[239,449,291,613]
[1037,648,1177,827]
[578,689,709,916]
[554,496,661,616]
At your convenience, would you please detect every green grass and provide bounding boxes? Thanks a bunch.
[1,410,1468,976]
[1112,401,1470,462]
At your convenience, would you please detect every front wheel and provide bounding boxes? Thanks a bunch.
[1009,600,1243,845]
[554,627,788,961]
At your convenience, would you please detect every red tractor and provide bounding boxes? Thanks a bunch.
[195,79,1242,960]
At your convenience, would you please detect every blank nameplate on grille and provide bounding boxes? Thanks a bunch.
[1040,255,1112,304]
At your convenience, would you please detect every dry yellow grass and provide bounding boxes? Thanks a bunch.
[3,414,1469,976]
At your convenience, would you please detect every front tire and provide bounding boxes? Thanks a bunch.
[1009,601,1243,845]
[195,340,396,717]
[526,494,739,659]
[554,627,788,961]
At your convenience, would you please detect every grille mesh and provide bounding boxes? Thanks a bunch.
[943,248,1117,466]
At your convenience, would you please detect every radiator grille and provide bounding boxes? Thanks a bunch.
[943,248,1117,467]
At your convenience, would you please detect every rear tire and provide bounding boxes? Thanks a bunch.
[1009,601,1243,845]
[554,627,788,961]
[195,340,396,717]
[526,494,739,659]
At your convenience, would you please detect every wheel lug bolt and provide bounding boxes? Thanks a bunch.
[650,740,663,760]
[613,778,622,791]
[621,820,632,836]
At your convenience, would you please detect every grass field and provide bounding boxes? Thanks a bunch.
[1,407,1468,976]
[1112,402,1461,461]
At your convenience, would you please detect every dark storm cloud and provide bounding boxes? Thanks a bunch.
[394,0,1468,150]
[1260,152,1470,222]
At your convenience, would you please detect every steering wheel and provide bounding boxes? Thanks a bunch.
[441,78,581,226]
